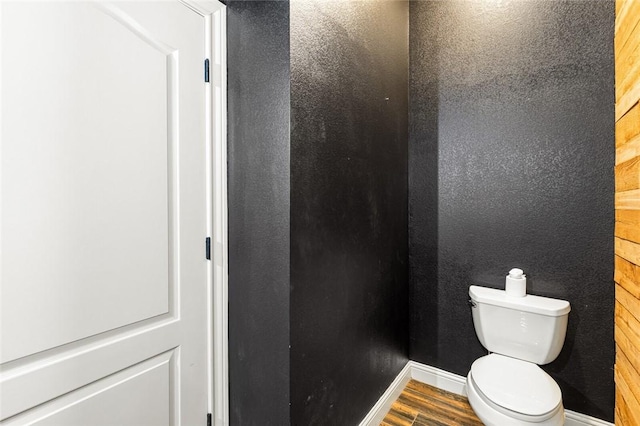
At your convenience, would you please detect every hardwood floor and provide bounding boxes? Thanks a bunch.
[381,379,484,426]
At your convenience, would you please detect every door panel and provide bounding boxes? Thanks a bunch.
[4,351,175,426]
[0,319,180,421]
[1,1,173,362]
[0,1,218,424]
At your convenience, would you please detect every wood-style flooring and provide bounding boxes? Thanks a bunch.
[381,379,484,426]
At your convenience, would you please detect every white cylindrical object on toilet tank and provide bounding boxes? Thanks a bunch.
[505,268,527,297]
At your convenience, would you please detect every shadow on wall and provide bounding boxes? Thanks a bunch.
[408,0,440,365]
[291,0,409,425]
[226,1,291,425]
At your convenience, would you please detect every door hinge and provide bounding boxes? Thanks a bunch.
[206,237,211,260]
[204,59,210,83]
[207,413,212,426]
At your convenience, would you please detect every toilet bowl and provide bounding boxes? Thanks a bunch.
[467,285,571,426]
[465,354,564,426]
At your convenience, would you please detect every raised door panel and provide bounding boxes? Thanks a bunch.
[2,351,175,426]
[1,1,176,363]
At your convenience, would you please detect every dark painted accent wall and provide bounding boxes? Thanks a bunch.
[409,1,615,421]
[290,1,409,424]
[227,2,290,425]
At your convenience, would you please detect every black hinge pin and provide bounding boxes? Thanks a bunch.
[206,237,211,260]
[204,59,210,83]
[207,413,212,426]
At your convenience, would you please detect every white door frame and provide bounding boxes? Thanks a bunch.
[181,1,228,425]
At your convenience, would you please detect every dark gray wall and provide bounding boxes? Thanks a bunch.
[290,1,409,424]
[409,1,615,421]
[227,2,290,424]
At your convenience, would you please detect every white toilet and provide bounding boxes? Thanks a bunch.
[466,284,571,426]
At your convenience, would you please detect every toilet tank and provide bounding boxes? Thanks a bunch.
[469,286,571,365]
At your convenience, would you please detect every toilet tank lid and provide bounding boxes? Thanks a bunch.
[469,286,570,317]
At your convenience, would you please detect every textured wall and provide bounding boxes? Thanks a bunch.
[227,2,290,424]
[409,1,615,421]
[290,1,409,424]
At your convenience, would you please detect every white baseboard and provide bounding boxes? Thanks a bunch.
[359,360,613,426]
[358,362,412,426]
[564,411,614,426]
[408,361,467,396]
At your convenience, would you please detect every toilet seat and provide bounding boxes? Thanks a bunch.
[466,372,565,426]
[469,354,562,421]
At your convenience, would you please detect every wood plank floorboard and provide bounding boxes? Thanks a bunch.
[381,380,484,426]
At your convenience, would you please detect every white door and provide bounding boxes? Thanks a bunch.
[0,1,222,424]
